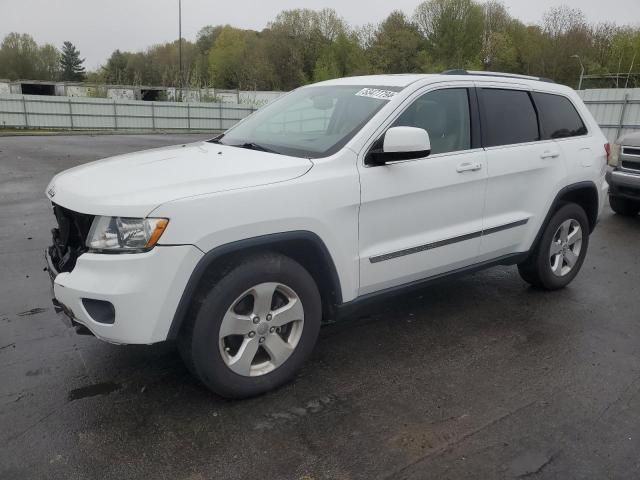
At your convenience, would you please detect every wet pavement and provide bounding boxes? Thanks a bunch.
[1,134,640,480]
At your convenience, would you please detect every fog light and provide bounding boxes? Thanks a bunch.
[82,298,115,325]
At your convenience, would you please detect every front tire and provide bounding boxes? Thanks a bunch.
[179,253,322,399]
[609,195,639,217]
[518,203,589,290]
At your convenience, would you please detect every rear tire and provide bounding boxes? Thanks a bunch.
[178,252,321,399]
[518,203,589,290]
[609,195,639,217]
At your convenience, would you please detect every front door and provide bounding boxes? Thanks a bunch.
[357,86,487,295]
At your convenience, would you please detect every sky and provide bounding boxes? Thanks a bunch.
[1,0,639,70]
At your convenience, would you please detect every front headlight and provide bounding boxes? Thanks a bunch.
[86,216,169,252]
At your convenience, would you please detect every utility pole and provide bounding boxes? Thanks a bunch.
[571,54,584,90]
[624,52,636,89]
[179,0,183,101]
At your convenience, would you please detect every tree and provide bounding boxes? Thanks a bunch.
[102,49,129,84]
[481,1,512,70]
[209,27,276,90]
[413,0,484,70]
[608,28,640,85]
[0,33,40,80]
[4,6,640,89]
[193,25,224,86]
[541,6,591,85]
[316,8,347,42]
[59,41,86,81]
[368,11,425,74]
[313,31,369,81]
[267,9,323,87]
[591,22,618,71]
[37,44,61,80]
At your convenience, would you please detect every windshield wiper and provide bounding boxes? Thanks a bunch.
[211,138,282,155]
[236,142,281,155]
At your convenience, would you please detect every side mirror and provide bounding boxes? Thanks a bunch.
[366,126,431,165]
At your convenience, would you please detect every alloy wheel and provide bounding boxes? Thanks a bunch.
[549,219,582,277]
[218,282,304,377]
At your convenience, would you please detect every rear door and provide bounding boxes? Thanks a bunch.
[530,91,593,187]
[477,85,567,261]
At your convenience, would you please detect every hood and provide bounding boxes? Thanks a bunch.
[618,132,640,147]
[46,141,313,217]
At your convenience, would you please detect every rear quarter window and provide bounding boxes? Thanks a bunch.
[532,92,587,139]
[480,89,539,147]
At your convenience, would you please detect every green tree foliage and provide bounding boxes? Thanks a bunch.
[59,41,86,81]
[313,32,368,81]
[38,44,62,80]
[98,40,197,86]
[0,33,61,80]
[265,8,346,89]
[414,0,484,70]
[209,26,275,90]
[368,11,424,73]
[3,2,640,90]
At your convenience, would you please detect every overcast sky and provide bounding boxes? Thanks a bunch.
[1,0,639,69]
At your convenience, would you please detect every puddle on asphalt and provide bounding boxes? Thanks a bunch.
[68,381,121,401]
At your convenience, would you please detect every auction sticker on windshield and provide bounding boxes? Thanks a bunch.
[355,88,397,100]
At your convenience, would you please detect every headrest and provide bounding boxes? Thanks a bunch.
[414,100,447,137]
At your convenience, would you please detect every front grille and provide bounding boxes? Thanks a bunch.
[621,160,640,172]
[48,204,95,273]
[622,147,640,157]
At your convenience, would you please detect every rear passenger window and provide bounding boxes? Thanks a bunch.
[481,89,539,147]
[532,92,587,139]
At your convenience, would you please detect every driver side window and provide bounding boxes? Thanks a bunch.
[393,88,471,155]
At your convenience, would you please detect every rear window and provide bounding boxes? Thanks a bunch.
[481,89,539,147]
[532,92,587,139]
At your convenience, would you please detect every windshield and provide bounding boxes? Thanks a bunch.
[213,85,402,158]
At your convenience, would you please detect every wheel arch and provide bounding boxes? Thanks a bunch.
[530,181,599,253]
[166,231,343,340]
[556,181,599,232]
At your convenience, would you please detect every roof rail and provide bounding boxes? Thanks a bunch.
[441,69,556,84]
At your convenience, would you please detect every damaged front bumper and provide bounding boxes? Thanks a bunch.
[44,242,204,345]
[45,248,94,335]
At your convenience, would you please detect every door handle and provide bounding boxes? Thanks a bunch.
[456,162,482,173]
[540,151,560,159]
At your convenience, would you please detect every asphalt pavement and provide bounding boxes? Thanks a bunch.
[1,134,640,480]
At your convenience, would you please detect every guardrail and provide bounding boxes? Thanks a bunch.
[0,94,257,132]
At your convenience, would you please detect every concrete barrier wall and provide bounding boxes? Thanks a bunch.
[0,94,256,132]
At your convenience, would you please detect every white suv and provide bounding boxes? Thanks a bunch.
[45,71,608,398]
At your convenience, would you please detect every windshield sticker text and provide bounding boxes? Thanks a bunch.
[355,88,397,101]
